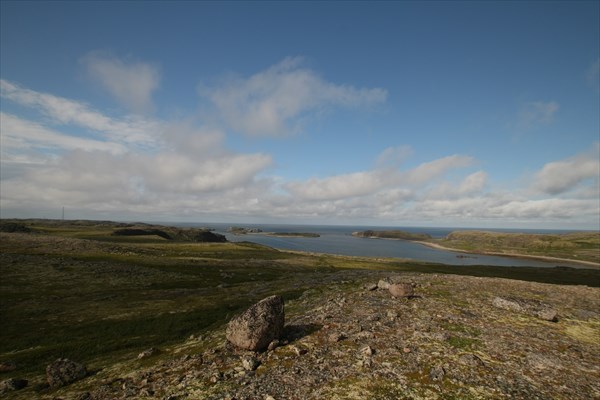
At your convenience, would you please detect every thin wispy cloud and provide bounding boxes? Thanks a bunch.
[200,57,387,137]
[81,51,161,115]
[586,58,600,92]
[0,79,160,148]
[517,101,559,130]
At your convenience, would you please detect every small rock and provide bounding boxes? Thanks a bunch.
[535,308,558,322]
[459,353,485,367]
[0,362,17,372]
[389,283,414,298]
[0,378,28,393]
[241,356,260,371]
[361,345,374,356]
[267,339,280,351]
[291,345,308,356]
[46,358,87,388]
[387,310,399,319]
[492,297,523,312]
[429,365,445,381]
[328,332,346,343]
[366,283,378,291]
[226,295,285,352]
[377,278,392,290]
[137,347,161,359]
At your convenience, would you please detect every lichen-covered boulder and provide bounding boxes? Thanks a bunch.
[226,295,285,351]
[389,283,414,298]
[46,358,87,388]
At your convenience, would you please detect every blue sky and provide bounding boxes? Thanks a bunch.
[1,1,599,229]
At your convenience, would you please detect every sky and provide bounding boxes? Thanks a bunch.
[1,1,599,229]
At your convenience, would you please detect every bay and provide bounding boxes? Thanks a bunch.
[176,223,589,269]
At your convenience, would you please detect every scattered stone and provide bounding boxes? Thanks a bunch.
[46,358,87,388]
[291,345,308,356]
[241,356,260,371]
[0,378,28,393]
[459,353,485,367]
[429,365,445,381]
[389,283,414,298]
[535,308,559,322]
[492,297,523,312]
[0,361,17,372]
[226,295,285,352]
[366,283,378,291]
[493,296,559,322]
[138,347,161,359]
[377,278,392,290]
[361,345,374,356]
[267,339,280,351]
[387,310,399,319]
[328,332,346,343]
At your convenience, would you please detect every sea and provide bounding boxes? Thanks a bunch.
[173,223,593,269]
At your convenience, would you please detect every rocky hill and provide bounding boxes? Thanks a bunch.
[4,273,598,399]
[1,220,599,399]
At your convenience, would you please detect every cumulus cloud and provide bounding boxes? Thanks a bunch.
[533,145,600,195]
[518,101,559,130]
[81,51,161,114]
[1,80,273,217]
[285,150,475,202]
[201,57,387,136]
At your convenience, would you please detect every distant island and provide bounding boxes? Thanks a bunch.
[265,232,320,238]
[352,230,432,241]
[228,226,263,234]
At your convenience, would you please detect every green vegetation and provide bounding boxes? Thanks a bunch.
[0,219,598,386]
[432,230,600,264]
[352,230,432,241]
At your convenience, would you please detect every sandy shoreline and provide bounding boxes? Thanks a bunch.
[415,241,600,269]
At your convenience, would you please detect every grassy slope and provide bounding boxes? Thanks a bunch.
[0,219,599,388]
[431,230,600,264]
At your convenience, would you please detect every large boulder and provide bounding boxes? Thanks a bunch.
[46,358,87,388]
[389,283,414,298]
[226,295,285,351]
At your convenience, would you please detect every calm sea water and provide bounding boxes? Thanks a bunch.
[175,223,589,269]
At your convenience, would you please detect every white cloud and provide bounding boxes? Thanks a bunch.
[518,101,559,130]
[375,145,413,168]
[1,112,126,155]
[81,51,160,114]
[404,155,474,185]
[285,151,474,202]
[533,145,600,195]
[0,79,160,148]
[201,57,387,136]
[286,170,388,201]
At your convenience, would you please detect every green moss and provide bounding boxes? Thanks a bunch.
[447,336,481,350]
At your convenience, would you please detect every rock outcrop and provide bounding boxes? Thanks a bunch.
[46,358,87,388]
[226,295,285,351]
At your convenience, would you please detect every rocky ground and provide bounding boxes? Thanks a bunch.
[26,272,599,400]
